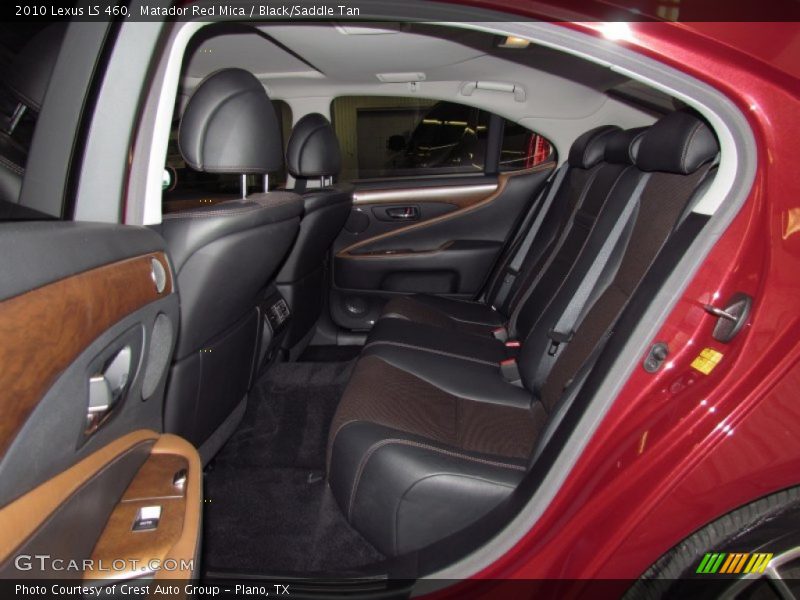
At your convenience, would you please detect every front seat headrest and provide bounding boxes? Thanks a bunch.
[636,110,719,174]
[567,125,622,169]
[6,24,67,112]
[179,68,283,174]
[286,113,341,178]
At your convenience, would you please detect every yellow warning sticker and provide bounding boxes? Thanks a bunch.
[691,348,724,375]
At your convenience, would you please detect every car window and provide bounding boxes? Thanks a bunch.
[330,96,553,181]
[163,99,292,199]
[500,119,554,171]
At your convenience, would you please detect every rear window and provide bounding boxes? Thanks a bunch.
[331,96,554,182]
[500,120,554,172]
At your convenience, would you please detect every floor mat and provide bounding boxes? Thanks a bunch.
[298,344,363,363]
[202,360,385,574]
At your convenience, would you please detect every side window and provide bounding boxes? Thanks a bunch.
[500,119,554,171]
[163,100,292,199]
[330,96,554,182]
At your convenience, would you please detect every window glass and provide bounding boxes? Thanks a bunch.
[331,96,488,181]
[500,119,555,171]
[330,96,555,181]
[163,100,292,199]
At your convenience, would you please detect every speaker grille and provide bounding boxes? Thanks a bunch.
[142,313,174,400]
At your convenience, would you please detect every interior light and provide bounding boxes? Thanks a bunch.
[498,36,531,49]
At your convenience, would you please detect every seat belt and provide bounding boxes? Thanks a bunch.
[492,163,569,310]
[545,173,651,359]
[530,165,716,465]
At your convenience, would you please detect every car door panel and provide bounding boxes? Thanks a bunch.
[0,221,199,580]
[330,165,554,330]
[0,432,201,581]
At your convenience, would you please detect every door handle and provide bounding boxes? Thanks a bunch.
[87,345,131,434]
[385,206,420,221]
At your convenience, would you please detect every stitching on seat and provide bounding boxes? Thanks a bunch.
[0,155,24,175]
[347,437,526,521]
[362,341,498,366]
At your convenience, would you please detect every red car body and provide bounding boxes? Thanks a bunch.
[425,7,800,583]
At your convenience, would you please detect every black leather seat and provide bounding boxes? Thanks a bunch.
[327,111,719,556]
[160,68,303,461]
[275,113,352,356]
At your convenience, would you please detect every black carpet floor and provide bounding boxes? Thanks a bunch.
[202,360,385,575]
[298,344,363,363]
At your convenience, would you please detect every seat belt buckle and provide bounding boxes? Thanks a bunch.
[492,326,509,342]
[500,358,521,384]
[505,339,521,359]
[547,329,573,357]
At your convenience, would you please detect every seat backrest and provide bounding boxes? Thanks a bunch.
[278,112,353,283]
[483,125,622,317]
[525,110,720,407]
[511,127,649,340]
[276,113,353,351]
[159,68,303,360]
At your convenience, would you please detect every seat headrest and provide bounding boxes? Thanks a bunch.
[286,113,341,178]
[6,24,66,112]
[604,127,650,165]
[636,110,719,174]
[179,68,283,174]
[568,125,622,169]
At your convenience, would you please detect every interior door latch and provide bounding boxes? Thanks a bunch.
[704,292,752,343]
[87,345,132,434]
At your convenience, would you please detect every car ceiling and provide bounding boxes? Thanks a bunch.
[178,22,662,159]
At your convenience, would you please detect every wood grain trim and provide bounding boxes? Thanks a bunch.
[121,454,188,502]
[353,183,497,208]
[83,435,202,582]
[149,435,201,581]
[338,163,555,258]
[0,252,173,458]
[340,241,455,259]
[0,429,160,563]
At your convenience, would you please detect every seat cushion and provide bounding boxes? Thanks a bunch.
[327,355,544,555]
[380,294,504,335]
[364,317,510,366]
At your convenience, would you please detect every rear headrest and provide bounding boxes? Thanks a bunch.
[286,113,341,178]
[636,110,719,174]
[6,24,66,111]
[568,125,621,169]
[179,68,283,174]
[604,127,649,165]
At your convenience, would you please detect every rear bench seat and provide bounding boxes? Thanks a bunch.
[326,110,720,557]
[364,124,649,366]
